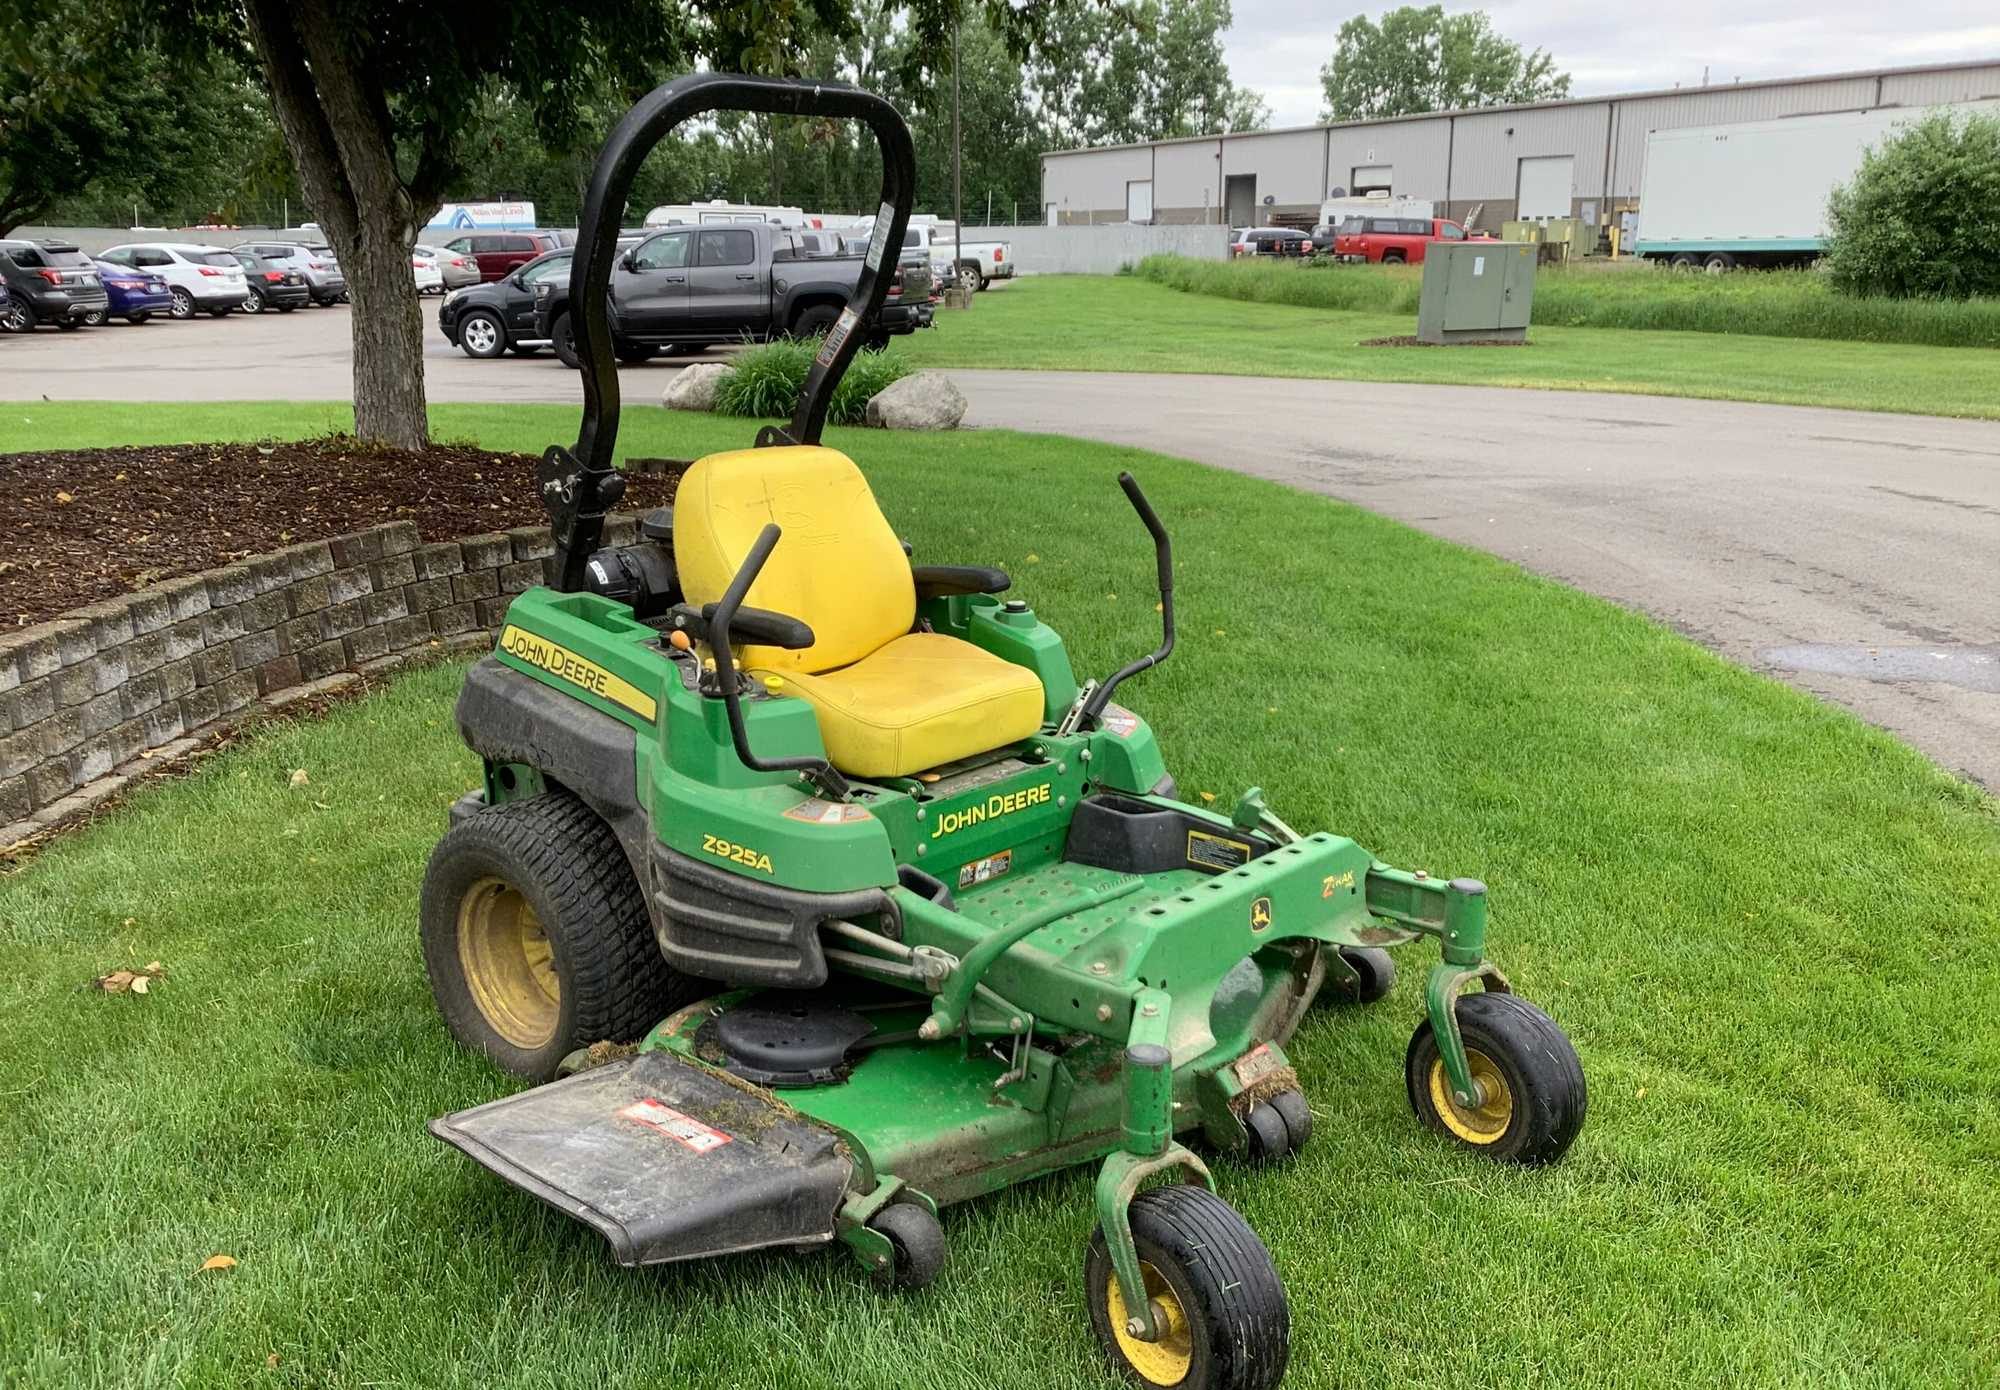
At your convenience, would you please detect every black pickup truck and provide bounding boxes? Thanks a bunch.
[537,222,933,367]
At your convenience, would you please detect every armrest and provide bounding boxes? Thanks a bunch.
[911,564,1010,600]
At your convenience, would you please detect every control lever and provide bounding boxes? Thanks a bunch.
[1077,472,1174,726]
[706,524,849,800]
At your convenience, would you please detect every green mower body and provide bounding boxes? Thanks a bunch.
[422,71,1584,1390]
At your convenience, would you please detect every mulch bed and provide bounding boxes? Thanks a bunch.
[1361,335,1530,348]
[0,437,684,627]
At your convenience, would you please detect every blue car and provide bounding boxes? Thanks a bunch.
[90,258,174,324]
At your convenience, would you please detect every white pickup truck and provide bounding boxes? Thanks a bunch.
[850,218,1014,291]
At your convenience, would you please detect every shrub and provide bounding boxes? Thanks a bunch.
[1824,109,2000,301]
[711,337,913,425]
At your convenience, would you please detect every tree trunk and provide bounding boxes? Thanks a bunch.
[243,0,431,450]
[339,219,429,450]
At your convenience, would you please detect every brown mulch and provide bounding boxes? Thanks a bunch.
[1361,335,1530,348]
[0,436,684,627]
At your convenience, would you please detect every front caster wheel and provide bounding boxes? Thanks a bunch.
[1406,991,1586,1165]
[1086,1187,1289,1390]
[868,1201,945,1291]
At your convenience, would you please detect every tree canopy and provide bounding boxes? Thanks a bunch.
[1036,0,1267,147]
[1824,109,2000,300]
[0,1,268,233]
[1319,6,1569,121]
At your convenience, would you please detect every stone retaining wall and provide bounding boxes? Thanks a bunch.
[0,512,645,849]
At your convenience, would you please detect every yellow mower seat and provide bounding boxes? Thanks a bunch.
[675,446,1044,779]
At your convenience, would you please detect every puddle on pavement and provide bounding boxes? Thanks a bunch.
[1760,644,2000,693]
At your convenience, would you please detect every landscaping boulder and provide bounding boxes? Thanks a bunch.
[661,363,733,411]
[865,371,967,431]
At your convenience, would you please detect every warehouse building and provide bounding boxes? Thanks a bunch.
[1040,59,2000,232]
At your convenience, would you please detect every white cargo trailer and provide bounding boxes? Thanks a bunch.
[1634,100,1998,270]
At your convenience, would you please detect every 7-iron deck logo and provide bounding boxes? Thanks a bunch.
[929,782,1051,839]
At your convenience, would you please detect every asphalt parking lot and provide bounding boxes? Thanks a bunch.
[0,299,702,407]
[3,303,1996,789]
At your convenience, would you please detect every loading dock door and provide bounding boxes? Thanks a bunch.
[1352,165,1393,195]
[1517,156,1575,220]
[1224,174,1256,227]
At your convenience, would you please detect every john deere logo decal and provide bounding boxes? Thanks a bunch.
[1250,896,1273,930]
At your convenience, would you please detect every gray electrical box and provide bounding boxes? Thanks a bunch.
[1415,242,1537,344]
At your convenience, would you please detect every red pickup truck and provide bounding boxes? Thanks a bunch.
[1333,217,1492,265]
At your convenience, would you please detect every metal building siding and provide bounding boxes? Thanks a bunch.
[1609,78,1877,195]
[1042,146,1155,217]
[1448,102,1611,200]
[1219,129,1327,204]
[1155,140,1221,215]
[1880,63,2000,105]
[1325,119,1451,198]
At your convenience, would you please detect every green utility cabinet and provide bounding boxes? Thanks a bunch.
[1416,242,1537,344]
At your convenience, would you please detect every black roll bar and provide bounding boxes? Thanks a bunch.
[536,73,919,591]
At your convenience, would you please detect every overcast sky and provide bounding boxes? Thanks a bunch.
[1225,1,2000,127]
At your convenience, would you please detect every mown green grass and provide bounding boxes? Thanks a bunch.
[3,402,1997,1389]
[900,275,2000,419]
[1136,254,2000,348]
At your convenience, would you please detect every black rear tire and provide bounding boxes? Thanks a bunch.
[0,301,32,332]
[551,310,580,370]
[790,303,840,338]
[126,312,151,325]
[1405,991,1586,1166]
[55,318,84,330]
[1086,1186,1289,1390]
[419,791,700,1081]
[457,308,507,360]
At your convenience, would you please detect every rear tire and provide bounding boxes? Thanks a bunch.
[1085,1187,1289,1390]
[790,303,840,338]
[81,308,107,327]
[551,310,580,370]
[126,312,151,325]
[241,293,264,314]
[1381,251,1406,264]
[206,306,234,318]
[1703,252,1736,274]
[0,300,31,332]
[960,262,985,291]
[54,318,83,331]
[419,791,701,1082]
[169,288,194,319]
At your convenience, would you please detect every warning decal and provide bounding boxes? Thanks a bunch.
[1186,828,1253,872]
[618,1098,734,1153]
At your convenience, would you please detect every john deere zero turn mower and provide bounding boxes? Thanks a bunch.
[421,74,1586,1390]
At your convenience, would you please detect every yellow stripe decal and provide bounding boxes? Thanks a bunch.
[499,625,657,721]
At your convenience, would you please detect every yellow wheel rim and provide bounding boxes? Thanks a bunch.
[1428,1047,1513,1145]
[456,875,560,1049]
[1106,1261,1194,1386]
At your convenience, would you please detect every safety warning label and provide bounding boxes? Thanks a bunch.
[618,1098,734,1152]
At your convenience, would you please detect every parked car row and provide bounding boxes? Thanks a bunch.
[0,234,491,332]
[439,227,938,362]
[1230,217,1496,265]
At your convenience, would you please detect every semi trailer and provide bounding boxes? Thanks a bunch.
[1633,100,1998,270]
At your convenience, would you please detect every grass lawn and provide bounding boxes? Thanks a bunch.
[900,275,2000,420]
[3,402,1997,1389]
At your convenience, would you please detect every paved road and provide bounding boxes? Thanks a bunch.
[4,306,1996,787]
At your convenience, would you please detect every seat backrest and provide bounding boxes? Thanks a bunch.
[674,446,914,674]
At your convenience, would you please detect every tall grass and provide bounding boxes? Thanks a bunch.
[1134,254,2000,348]
[711,337,913,424]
